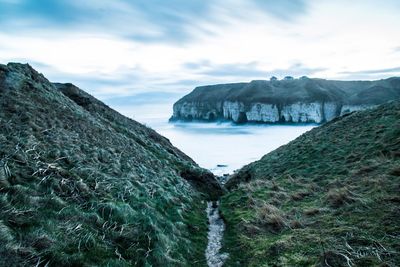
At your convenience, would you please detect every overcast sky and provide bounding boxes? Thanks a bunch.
[1,0,400,101]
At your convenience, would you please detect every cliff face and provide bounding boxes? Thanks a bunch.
[0,63,222,266]
[171,78,400,123]
[174,101,375,123]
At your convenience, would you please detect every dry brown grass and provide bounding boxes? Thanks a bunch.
[289,219,303,229]
[255,203,287,233]
[290,190,311,201]
[326,187,356,208]
[304,208,320,216]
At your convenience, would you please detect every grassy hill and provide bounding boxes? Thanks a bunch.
[221,101,400,266]
[0,63,221,266]
[176,78,400,106]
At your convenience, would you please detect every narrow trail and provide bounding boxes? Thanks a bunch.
[205,201,229,267]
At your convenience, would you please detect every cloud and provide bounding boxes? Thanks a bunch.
[251,0,307,20]
[0,1,209,42]
[184,61,325,79]
[339,66,400,75]
[0,0,308,43]
[104,91,183,106]
[185,61,267,78]
[1,0,80,23]
[18,57,201,99]
[1,0,399,104]
[266,63,326,77]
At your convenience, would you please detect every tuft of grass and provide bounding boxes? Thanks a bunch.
[255,203,287,233]
[326,187,355,208]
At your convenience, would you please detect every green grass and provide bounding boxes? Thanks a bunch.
[3,62,399,266]
[221,101,400,266]
[0,63,219,266]
[178,77,400,106]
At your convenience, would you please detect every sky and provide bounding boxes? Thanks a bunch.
[1,0,400,103]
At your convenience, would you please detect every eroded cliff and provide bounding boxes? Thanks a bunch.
[171,78,400,123]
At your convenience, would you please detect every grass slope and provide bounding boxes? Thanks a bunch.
[221,101,400,266]
[176,78,400,106]
[0,63,221,266]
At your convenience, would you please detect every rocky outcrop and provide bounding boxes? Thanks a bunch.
[171,77,400,123]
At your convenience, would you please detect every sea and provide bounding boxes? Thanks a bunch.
[110,102,315,176]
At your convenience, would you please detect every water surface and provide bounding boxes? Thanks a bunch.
[112,103,315,175]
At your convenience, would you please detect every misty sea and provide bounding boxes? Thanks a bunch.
[112,102,315,176]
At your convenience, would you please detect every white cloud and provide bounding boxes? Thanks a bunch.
[0,0,399,100]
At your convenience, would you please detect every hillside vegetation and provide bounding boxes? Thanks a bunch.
[221,101,400,266]
[0,63,221,266]
[176,78,400,106]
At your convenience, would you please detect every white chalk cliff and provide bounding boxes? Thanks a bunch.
[171,77,400,123]
[173,101,376,123]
